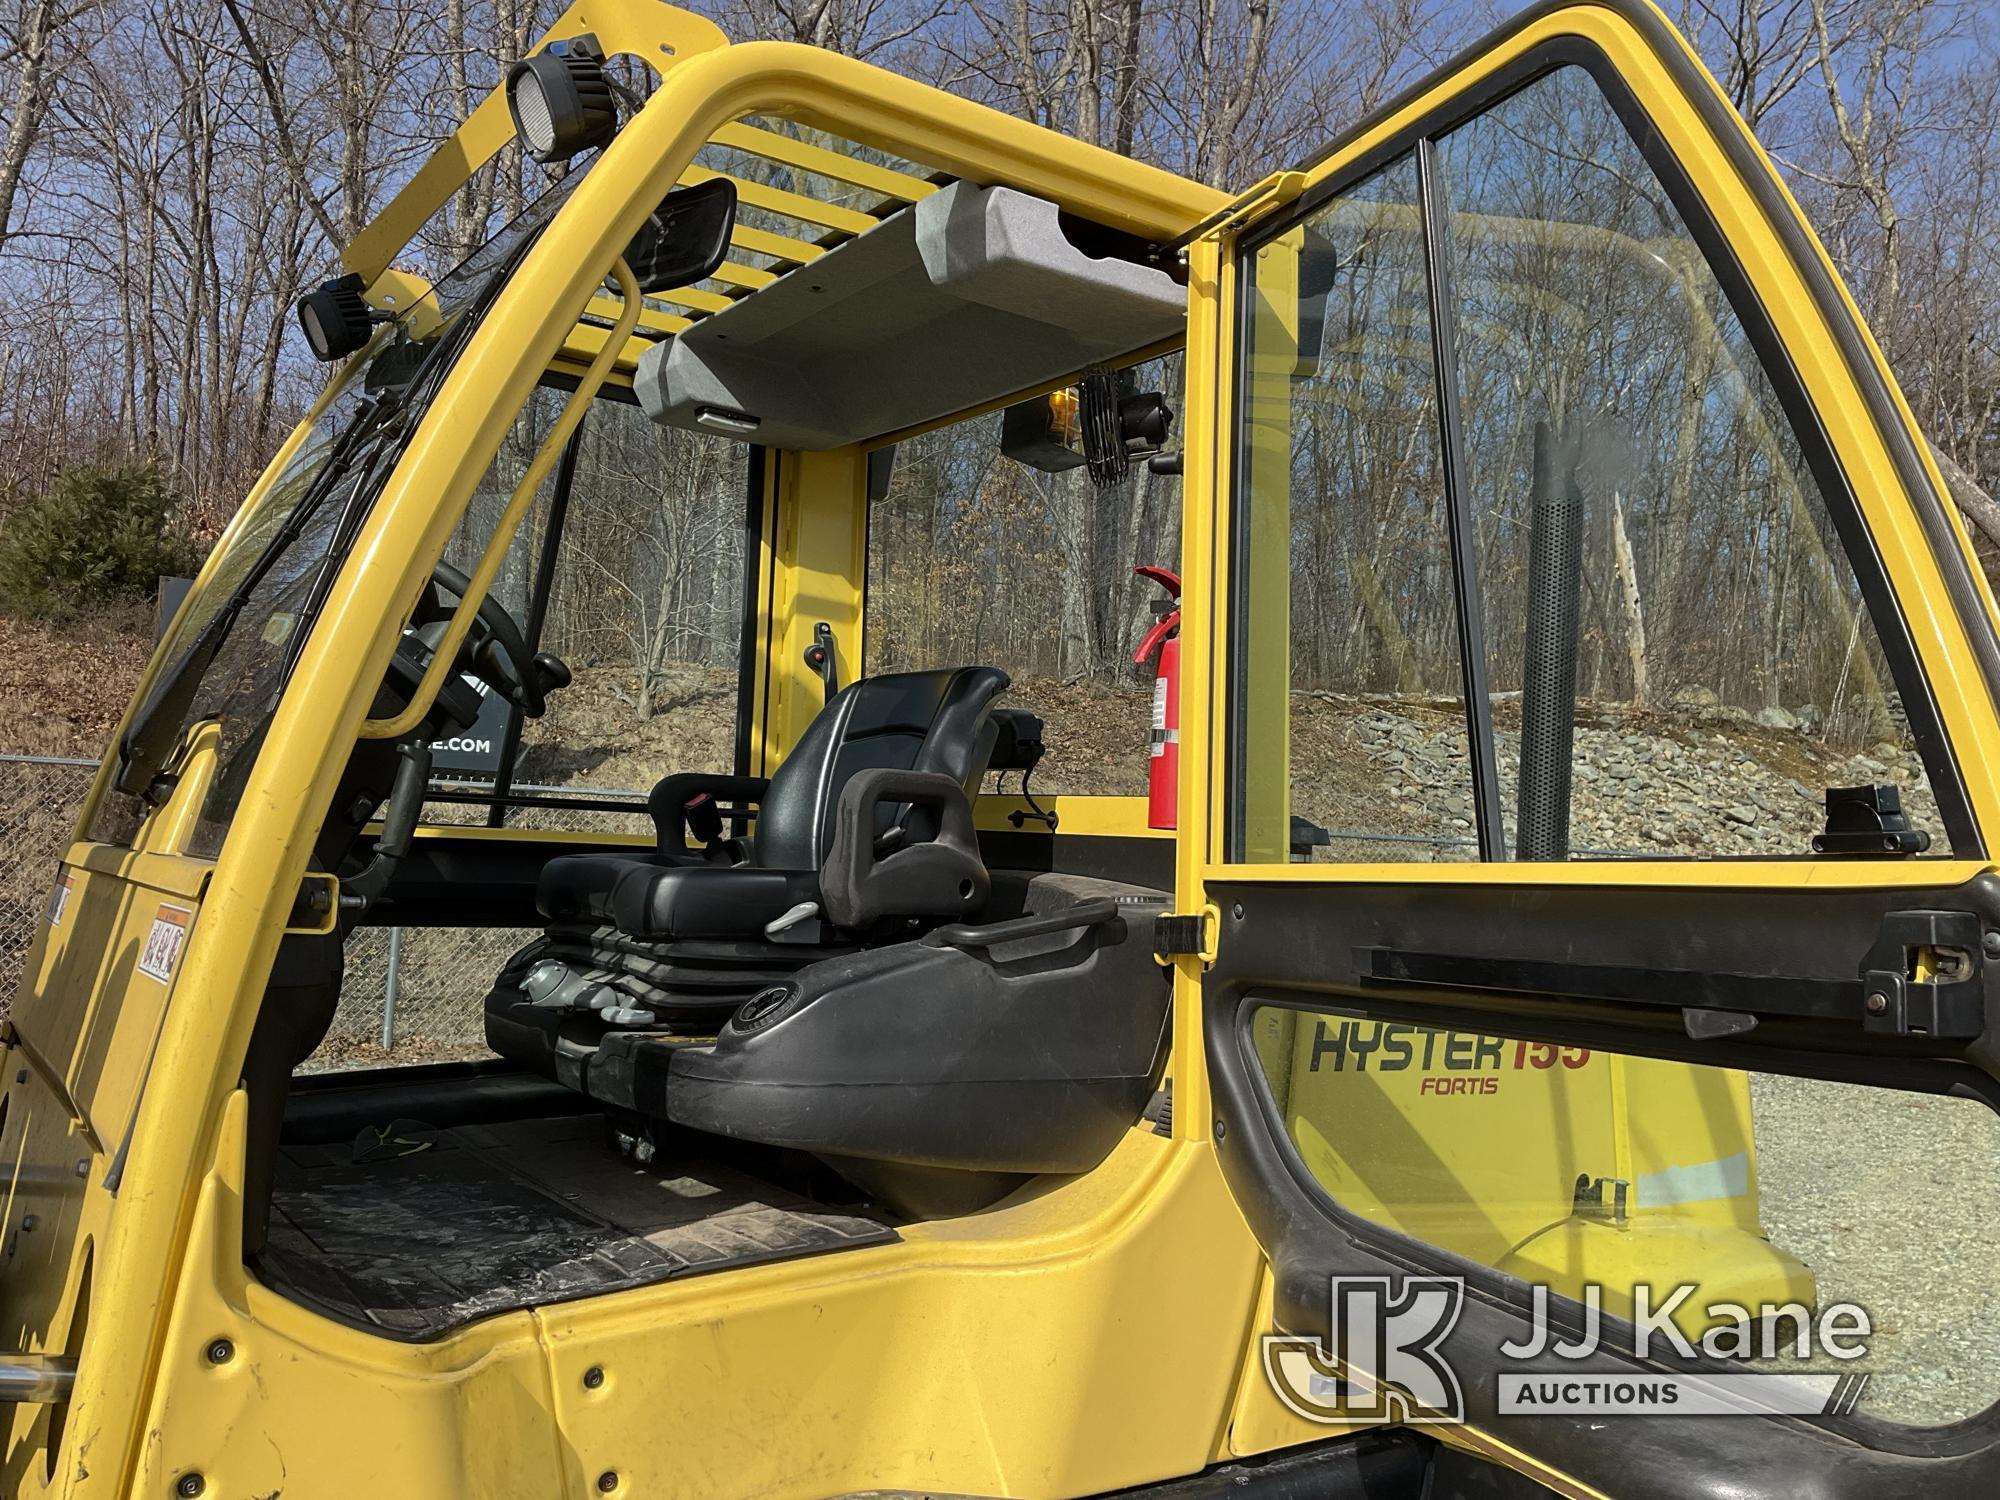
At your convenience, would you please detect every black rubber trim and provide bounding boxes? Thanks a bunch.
[1416,134,1508,859]
[1086,1430,1435,1498]
[281,1059,594,1144]
[1221,1,1986,860]
[735,445,770,779]
[1360,944,1855,1020]
[751,448,787,778]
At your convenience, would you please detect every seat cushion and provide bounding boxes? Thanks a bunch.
[537,851,699,925]
[611,863,822,940]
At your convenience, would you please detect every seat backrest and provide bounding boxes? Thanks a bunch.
[754,667,1009,871]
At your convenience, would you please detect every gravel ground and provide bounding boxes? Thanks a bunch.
[1751,1072,2000,1426]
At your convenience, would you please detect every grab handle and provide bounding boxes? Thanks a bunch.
[925,897,1122,951]
[360,256,642,740]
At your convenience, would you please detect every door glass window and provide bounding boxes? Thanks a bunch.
[1229,64,1951,863]
[1232,155,1479,863]
[1436,66,1940,858]
[1247,1002,1999,1427]
[418,392,749,832]
[511,397,748,808]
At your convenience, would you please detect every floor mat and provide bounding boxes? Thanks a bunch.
[259,1115,896,1339]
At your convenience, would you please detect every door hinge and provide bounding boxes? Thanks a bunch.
[1860,910,1985,1038]
[1154,904,1220,965]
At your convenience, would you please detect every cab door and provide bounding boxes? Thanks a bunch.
[1182,2,2000,1494]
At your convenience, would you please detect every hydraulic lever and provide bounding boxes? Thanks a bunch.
[805,621,839,704]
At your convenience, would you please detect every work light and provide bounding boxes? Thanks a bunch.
[506,47,616,163]
[296,274,375,362]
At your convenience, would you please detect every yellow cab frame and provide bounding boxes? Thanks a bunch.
[3,1,1999,1496]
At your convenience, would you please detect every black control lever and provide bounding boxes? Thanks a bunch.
[804,621,838,704]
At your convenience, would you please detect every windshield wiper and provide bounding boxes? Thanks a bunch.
[113,389,411,799]
[111,220,551,805]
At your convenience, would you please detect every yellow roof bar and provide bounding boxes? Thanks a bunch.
[709,121,939,204]
[342,0,1222,381]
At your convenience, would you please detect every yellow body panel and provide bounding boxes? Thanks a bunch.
[1263,1013,1814,1326]
[2,2,1994,1496]
[134,1097,1267,1500]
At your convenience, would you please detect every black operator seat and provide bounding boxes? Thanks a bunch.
[536,665,1007,941]
[486,666,1014,1079]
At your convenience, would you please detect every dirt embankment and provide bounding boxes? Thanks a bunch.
[0,608,152,757]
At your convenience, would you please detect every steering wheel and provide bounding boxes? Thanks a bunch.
[409,560,566,719]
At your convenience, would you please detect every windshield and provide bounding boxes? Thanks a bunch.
[92,172,586,855]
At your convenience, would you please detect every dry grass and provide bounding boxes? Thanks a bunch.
[0,606,152,757]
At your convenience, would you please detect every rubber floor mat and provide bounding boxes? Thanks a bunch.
[258,1115,896,1339]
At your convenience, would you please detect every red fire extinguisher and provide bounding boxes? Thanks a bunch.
[1134,565,1181,830]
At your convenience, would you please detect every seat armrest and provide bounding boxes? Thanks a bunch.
[822,768,988,930]
[648,773,770,856]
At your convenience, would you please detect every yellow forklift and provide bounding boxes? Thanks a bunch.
[5,1,2000,1495]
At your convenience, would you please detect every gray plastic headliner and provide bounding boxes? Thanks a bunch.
[634,180,1186,450]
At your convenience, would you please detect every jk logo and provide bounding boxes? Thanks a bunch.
[1262,1276,1467,1425]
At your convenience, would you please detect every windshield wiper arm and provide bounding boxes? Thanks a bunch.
[113,391,409,798]
[111,233,539,804]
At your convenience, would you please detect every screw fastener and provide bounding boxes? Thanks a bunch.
[205,1339,233,1365]
[1982,931,2000,959]
[582,1366,605,1390]
[1865,991,1890,1015]
[176,1474,205,1498]
[597,1472,619,1493]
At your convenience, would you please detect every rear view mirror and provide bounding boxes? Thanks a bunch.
[624,178,737,295]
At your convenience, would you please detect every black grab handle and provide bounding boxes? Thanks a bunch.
[925,897,1122,952]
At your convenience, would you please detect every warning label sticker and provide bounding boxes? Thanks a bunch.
[47,871,74,929]
[136,904,193,983]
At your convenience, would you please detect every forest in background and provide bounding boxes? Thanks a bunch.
[3,0,2000,751]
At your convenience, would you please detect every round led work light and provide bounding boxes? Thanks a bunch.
[296,274,374,362]
[507,49,616,163]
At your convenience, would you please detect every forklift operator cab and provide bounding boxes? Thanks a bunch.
[8,2,2000,1497]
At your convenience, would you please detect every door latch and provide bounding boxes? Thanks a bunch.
[1859,910,1985,1038]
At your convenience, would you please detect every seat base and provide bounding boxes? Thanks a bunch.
[482,925,849,1092]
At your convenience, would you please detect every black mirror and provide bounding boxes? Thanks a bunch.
[1000,389,1087,474]
[624,178,738,295]
[1001,372,1173,486]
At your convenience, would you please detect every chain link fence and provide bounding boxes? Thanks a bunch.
[321,926,529,1072]
[1,753,97,1011]
[0,750,637,1067]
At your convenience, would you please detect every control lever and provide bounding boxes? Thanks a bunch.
[764,901,823,944]
[804,622,838,704]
